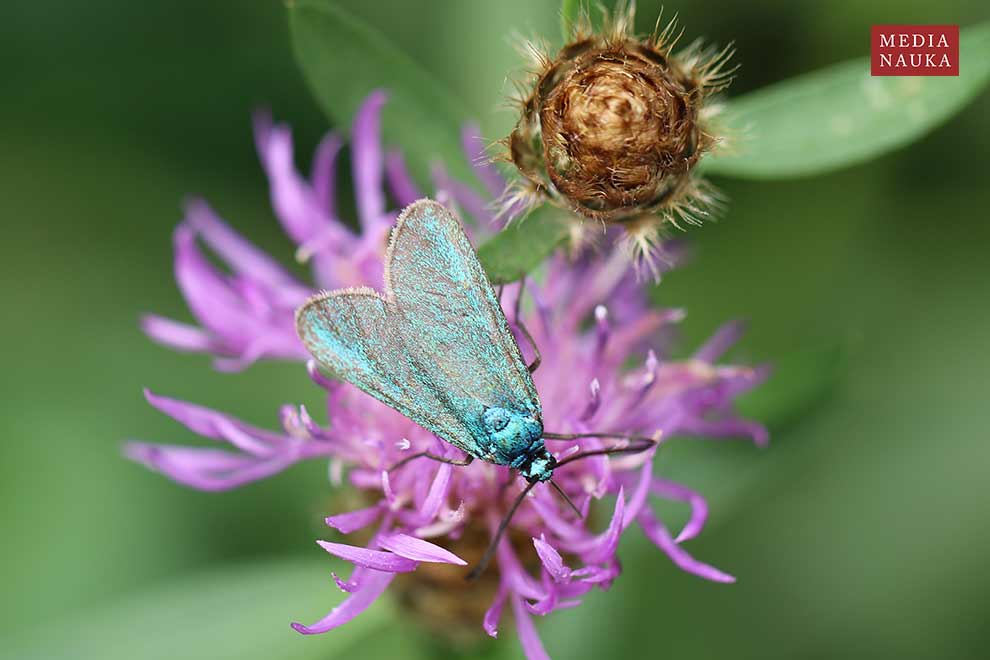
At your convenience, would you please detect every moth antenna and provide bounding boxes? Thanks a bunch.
[549,478,583,518]
[466,479,539,581]
[544,430,662,469]
[543,430,661,443]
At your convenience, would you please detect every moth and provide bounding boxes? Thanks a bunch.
[296,199,655,576]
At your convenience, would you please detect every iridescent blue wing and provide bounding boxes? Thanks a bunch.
[296,200,541,460]
[296,287,478,454]
[384,200,540,418]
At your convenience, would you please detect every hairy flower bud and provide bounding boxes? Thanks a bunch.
[505,4,735,274]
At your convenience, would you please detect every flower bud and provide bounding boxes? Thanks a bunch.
[506,5,734,274]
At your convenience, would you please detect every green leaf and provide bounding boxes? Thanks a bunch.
[736,342,848,430]
[478,208,570,284]
[288,0,474,181]
[0,559,395,660]
[707,21,990,179]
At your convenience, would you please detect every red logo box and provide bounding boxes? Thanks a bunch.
[871,25,959,76]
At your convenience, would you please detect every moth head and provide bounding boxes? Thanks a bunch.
[519,449,556,483]
[482,407,545,467]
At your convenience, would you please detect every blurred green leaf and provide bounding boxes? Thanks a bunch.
[707,21,990,179]
[289,0,474,182]
[737,342,848,430]
[478,208,569,284]
[0,559,394,660]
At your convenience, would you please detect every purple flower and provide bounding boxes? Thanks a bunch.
[127,91,768,659]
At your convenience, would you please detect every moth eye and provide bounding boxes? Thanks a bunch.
[492,415,509,432]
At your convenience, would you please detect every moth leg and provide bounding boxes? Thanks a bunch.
[518,319,542,373]
[511,277,542,373]
[496,471,515,500]
[513,277,526,323]
[497,284,505,303]
[387,452,475,473]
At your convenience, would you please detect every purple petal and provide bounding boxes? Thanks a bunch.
[605,310,675,363]
[384,150,422,206]
[497,538,547,601]
[185,199,302,292]
[433,163,493,224]
[416,462,452,523]
[583,251,637,320]
[172,223,253,338]
[594,304,610,356]
[674,414,769,447]
[380,470,396,505]
[622,458,655,530]
[638,510,736,583]
[378,532,466,565]
[331,570,360,593]
[306,359,336,391]
[125,443,249,473]
[580,378,602,421]
[315,540,417,573]
[253,111,316,242]
[533,536,570,582]
[569,562,619,586]
[529,489,585,540]
[461,123,504,198]
[561,488,625,563]
[209,332,307,372]
[351,90,387,231]
[140,315,215,352]
[525,573,560,615]
[695,320,747,362]
[144,389,283,455]
[311,132,343,217]
[123,442,296,492]
[650,478,709,543]
[325,504,383,535]
[166,223,305,366]
[253,110,348,256]
[483,582,509,638]
[291,569,394,634]
[512,594,551,660]
[584,488,625,564]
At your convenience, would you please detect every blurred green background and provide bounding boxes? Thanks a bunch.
[1,1,988,658]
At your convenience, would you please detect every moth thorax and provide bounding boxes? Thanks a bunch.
[482,406,543,465]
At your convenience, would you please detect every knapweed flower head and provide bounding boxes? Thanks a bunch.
[127,91,767,659]
[505,2,734,275]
